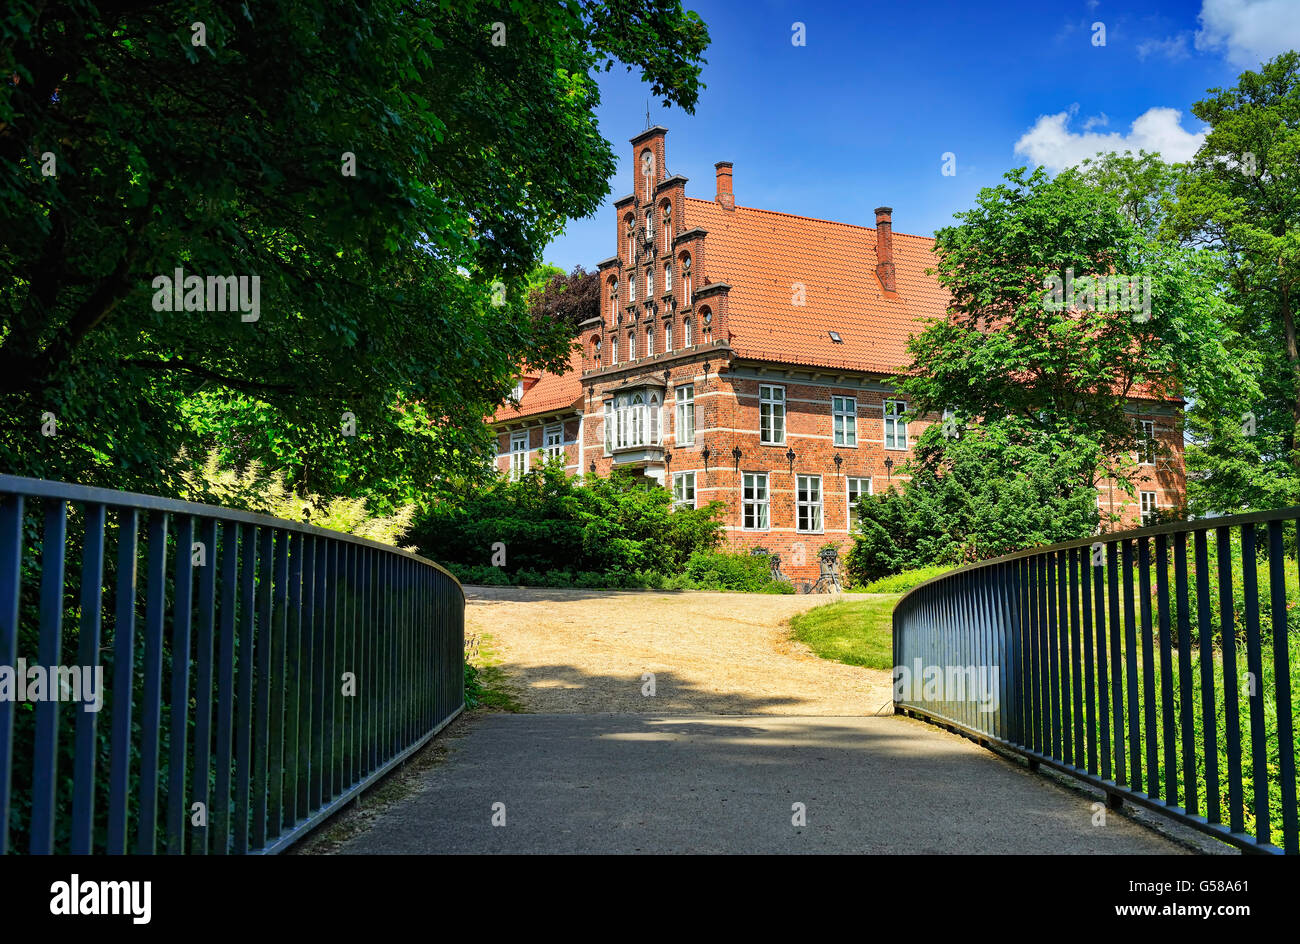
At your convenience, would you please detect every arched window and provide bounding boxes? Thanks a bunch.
[607,277,619,325]
[649,392,661,444]
[629,271,636,303]
[700,306,712,335]
[683,315,692,347]
[646,324,654,357]
[681,253,692,306]
[628,330,636,360]
[624,214,635,262]
[592,335,602,365]
[645,209,654,243]
[666,320,673,352]
[662,201,672,253]
[631,392,645,444]
[645,267,654,298]
[611,335,618,364]
[639,149,654,200]
[664,262,673,292]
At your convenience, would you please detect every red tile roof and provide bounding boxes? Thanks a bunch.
[491,347,583,423]
[683,198,946,374]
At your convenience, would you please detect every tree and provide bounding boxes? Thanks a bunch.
[899,166,1244,506]
[0,0,710,504]
[1168,52,1300,512]
[528,266,601,336]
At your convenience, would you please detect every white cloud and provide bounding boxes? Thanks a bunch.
[1014,107,1207,171]
[1195,0,1300,67]
[1081,112,1109,131]
[1136,34,1191,61]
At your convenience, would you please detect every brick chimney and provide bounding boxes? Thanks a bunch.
[874,206,896,293]
[715,161,734,211]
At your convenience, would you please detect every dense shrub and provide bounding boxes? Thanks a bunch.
[685,551,795,593]
[415,460,725,578]
[859,565,954,593]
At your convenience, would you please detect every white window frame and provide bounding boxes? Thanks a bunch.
[510,431,529,479]
[742,472,770,531]
[884,399,908,450]
[664,262,673,292]
[628,331,636,360]
[603,401,613,455]
[796,474,823,534]
[1137,419,1156,465]
[629,272,636,303]
[683,316,692,347]
[646,324,654,357]
[611,335,618,364]
[847,476,872,529]
[665,321,673,352]
[760,384,786,445]
[646,267,654,299]
[833,396,858,447]
[675,384,695,446]
[673,471,696,509]
[1140,491,1158,524]
[543,424,563,462]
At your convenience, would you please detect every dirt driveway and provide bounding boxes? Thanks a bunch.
[464,586,894,715]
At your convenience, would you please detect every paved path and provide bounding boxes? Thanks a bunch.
[339,588,1184,854]
[341,713,1182,854]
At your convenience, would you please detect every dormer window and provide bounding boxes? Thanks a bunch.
[512,379,524,401]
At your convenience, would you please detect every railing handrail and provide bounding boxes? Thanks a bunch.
[0,473,463,598]
[895,504,1300,609]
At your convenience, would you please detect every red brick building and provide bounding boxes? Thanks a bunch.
[492,127,1185,583]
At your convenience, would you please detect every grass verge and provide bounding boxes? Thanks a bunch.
[789,594,900,671]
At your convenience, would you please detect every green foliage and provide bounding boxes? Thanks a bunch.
[684,551,795,593]
[901,164,1245,505]
[0,0,709,503]
[176,449,416,547]
[1166,53,1300,513]
[858,565,955,594]
[844,422,1100,582]
[417,461,726,577]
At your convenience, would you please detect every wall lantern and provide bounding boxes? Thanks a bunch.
[833,453,843,474]
[786,448,797,475]
[702,446,711,470]
[884,457,894,479]
[664,449,672,467]
[590,460,597,474]
[731,445,743,471]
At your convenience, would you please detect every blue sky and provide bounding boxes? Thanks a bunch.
[542,0,1300,270]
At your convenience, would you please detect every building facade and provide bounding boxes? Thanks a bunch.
[492,127,1185,583]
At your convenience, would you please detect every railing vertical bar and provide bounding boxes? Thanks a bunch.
[30,500,68,854]
[252,526,274,850]
[1058,550,1074,766]
[297,535,317,824]
[1194,529,1219,826]
[135,510,168,855]
[268,526,289,840]
[284,532,303,828]
[311,534,327,813]
[233,524,258,854]
[1241,523,1269,845]
[1174,532,1197,817]
[70,502,107,854]
[1047,553,1062,760]
[191,517,217,854]
[165,515,195,854]
[1079,545,1098,775]
[213,521,239,855]
[1138,536,1160,800]
[1122,538,1141,792]
[0,494,23,855]
[1037,553,1051,757]
[323,539,338,802]
[1278,522,1300,852]
[1094,540,1112,782]
[1067,547,1084,769]
[1216,526,1243,835]
[1155,534,1177,806]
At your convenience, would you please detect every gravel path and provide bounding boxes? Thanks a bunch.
[464,585,895,715]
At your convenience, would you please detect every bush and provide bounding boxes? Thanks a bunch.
[414,460,726,579]
[860,565,954,593]
[685,551,793,593]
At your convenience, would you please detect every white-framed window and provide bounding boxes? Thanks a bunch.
[681,254,692,305]
[609,389,663,450]
[646,268,654,298]
[796,475,823,533]
[833,396,858,447]
[662,202,672,252]
[847,477,872,529]
[666,321,673,352]
[675,384,695,445]
[664,262,673,292]
[628,331,636,360]
[1140,491,1158,525]
[611,335,618,364]
[683,316,692,346]
[646,324,654,357]
[884,399,908,450]
[509,431,529,479]
[760,384,786,445]
[645,210,654,242]
[629,272,636,303]
[544,424,563,461]
[603,401,613,454]
[1137,419,1156,465]
[673,471,696,509]
[742,472,769,530]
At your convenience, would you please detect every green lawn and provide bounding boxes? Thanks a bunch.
[788,594,900,671]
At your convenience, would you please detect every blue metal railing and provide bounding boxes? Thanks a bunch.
[0,475,464,854]
[893,509,1300,855]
